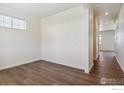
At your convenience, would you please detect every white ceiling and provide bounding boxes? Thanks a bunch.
[1,3,122,31]
[3,3,121,20]
[1,3,82,17]
[93,3,122,30]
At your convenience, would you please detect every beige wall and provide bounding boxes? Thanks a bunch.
[91,8,99,62]
[93,13,96,60]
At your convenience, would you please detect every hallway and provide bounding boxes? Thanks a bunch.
[90,51,124,84]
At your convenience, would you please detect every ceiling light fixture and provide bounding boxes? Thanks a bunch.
[105,11,109,15]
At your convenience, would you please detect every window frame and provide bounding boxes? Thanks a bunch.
[12,17,27,30]
[3,15,12,28]
[0,14,27,31]
[0,14,12,29]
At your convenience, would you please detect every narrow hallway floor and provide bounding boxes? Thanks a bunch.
[90,51,124,84]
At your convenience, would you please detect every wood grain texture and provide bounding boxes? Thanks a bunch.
[0,51,123,85]
[90,51,124,85]
[0,60,99,85]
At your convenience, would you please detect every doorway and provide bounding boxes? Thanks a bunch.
[98,30,115,52]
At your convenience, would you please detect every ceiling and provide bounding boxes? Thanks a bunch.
[1,3,82,17]
[93,3,122,31]
[0,3,122,31]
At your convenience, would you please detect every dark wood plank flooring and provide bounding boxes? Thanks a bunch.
[0,51,123,85]
[90,51,124,85]
[0,60,100,85]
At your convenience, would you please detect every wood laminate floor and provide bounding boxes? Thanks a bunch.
[0,51,123,85]
[90,51,124,85]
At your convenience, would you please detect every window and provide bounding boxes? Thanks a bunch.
[0,15,12,28]
[0,14,26,30]
[3,16,12,28]
[0,15,4,27]
[13,18,26,30]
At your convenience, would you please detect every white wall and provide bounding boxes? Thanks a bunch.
[41,6,91,73]
[0,5,41,70]
[115,5,124,72]
[0,5,93,73]
[99,31,115,51]
[99,20,116,31]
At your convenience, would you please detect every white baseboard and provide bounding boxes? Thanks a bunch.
[0,59,41,70]
[41,58,85,72]
[115,56,124,73]
[89,62,94,73]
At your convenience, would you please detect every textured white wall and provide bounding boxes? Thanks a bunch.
[115,5,124,72]
[0,5,41,70]
[41,6,90,73]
